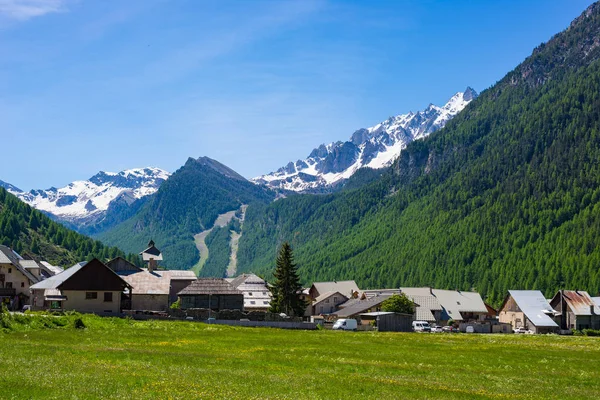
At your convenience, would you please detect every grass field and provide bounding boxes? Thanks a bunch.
[1,314,599,399]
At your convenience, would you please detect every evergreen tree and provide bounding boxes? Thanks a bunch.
[269,242,307,317]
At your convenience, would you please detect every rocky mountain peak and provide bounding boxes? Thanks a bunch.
[253,88,477,192]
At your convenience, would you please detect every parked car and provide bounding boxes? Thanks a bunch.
[442,326,458,333]
[412,321,431,332]
[332,318,357,331]
[513,327,533,334]
[431,325,444,333]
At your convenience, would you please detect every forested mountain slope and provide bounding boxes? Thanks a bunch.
[0,187,137,267]
[98,157,275,270]
[237,3,600,305]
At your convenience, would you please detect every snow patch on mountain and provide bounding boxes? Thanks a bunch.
[253,87,478,192]
[13,167,170,224]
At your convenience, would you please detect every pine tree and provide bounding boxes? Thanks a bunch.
[269,242,307,317]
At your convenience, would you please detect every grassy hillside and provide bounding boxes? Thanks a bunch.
[98,157,274,270]
[1,314,599,399]
[237,3,600,305]
[0,187,137,267]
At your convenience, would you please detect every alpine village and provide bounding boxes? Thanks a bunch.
[1,2,600,399]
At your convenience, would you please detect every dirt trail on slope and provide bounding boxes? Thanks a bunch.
[190,209,238,276]
[226,205,247,278]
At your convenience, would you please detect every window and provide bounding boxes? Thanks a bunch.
[250,301,255,305]
[333,296,338,302]
[263,301,268,305]
[21,282,24,288]
[6,282,12,288]
[325,299,330,303]
[104,292,113,302]
[248,292,253,296]
[85,292,97,300]
[8,268,11,273]
[263,292,267,295]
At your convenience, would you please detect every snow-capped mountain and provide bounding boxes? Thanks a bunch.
[9,167,170,227]
[253,87,478,192]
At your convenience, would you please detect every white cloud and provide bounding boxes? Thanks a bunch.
[0,0,68,21]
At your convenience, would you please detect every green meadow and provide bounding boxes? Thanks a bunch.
[1,314,599,399]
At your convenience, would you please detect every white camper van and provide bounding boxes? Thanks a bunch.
[332,319,358,331]
[412,321,431,332]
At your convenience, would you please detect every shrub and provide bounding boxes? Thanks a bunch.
[170,299,181,310]
[73,318,86,330]
[380,294,415,314]
[581,329,600,337]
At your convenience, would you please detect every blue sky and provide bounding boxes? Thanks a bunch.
[0,0,595,190]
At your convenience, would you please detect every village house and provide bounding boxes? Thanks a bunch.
[498,290,559,334]
[107,250,195,311]
[177,278,244,311]
[308,280,359,302]
[0,245,40,310]
[30,258,131,314]
[550,290,600,331]
[310,291,349,315]
[227,273,272,312]
[430,288,490,323]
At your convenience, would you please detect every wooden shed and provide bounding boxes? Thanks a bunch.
[177,278,244,311]
[360,312,414,332]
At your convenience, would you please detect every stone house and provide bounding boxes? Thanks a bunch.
[549,290,600,331]
[30,258,131,314]
[498,290,559,334]
[177,278,244,311]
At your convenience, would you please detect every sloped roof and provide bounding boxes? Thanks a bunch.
[30,262,88,290]
[229,273,265,289]
[507,290,559,328]
[313,291,348,305]
[40,261,63,275]
[432,289,488,321]
[30,259,130,291]
[118,269,171,295]
[337,298,362,309]
[398,288,443,322]
[312,281,359,297]
[557,290,599,316]
[178,278,242,296]
[593,297,600,308]
[162,270,196,280]
[18,259,41,269]
[334,294,392,318]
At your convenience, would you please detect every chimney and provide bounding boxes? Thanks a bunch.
[148,257,156,273]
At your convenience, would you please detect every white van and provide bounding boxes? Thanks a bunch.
[332,318,358,331]
[412,321,431,332]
